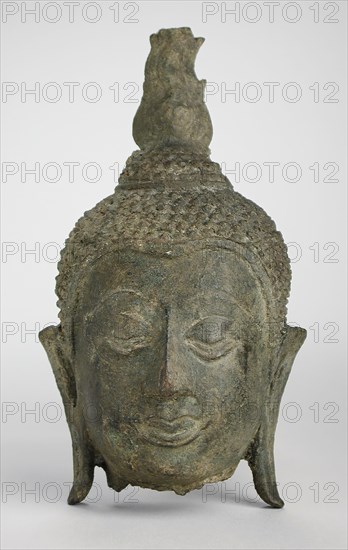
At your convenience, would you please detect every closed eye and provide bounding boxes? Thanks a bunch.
[110,312,150,354]
[88,311,152,358]
[185,316,243,361]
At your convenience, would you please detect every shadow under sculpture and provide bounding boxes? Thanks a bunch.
[39,28,306,508]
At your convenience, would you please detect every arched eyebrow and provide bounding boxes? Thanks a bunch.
[90,288,161,321]
[194,291,253,320]
[99,288,144,301]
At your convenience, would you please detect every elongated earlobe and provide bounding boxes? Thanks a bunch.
[246,325,306,508]
[67,425,95,505]
[39,325,95,504]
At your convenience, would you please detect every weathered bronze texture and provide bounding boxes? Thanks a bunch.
[39,27,306,508]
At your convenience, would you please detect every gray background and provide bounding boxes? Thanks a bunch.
[1,1,347,548]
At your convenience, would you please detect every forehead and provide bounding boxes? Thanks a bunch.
[79,247,265,318]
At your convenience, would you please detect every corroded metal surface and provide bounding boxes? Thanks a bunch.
[40,28,306,508]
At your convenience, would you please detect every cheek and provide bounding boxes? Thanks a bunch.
[227,348,268,429]
[76,342,164,422]
[207,342,268,423]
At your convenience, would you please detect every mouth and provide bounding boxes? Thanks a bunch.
[136,415,207,447]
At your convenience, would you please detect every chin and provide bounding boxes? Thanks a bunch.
[106,455,240,495]
[100,424,243,495]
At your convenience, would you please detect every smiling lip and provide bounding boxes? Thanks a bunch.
[136,415,206,447]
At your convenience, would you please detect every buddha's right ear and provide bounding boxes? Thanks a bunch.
[39,324,95,505]
[39,324,76,411]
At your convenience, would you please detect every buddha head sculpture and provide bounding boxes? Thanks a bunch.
[39,27,306,508]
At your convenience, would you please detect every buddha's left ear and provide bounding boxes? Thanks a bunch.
[39,325,95,505]
[247,325,307,508]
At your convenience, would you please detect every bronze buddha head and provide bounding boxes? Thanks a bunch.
[40,27,306,508]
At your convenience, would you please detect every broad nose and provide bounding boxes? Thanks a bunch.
[158,306,190,395]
